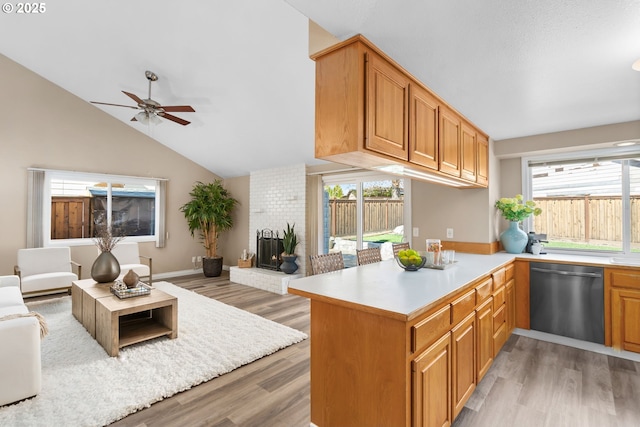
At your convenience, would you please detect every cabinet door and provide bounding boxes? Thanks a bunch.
[476,133,489,186]
[438,106,461,177]
[366,52,410,160]
[409,84,439,170]
[505,279,516,335]
[460,122,477,182]
[413,332,452,427]
[476,297,493,382]
[611,287,640,353]
[451,312,476,419]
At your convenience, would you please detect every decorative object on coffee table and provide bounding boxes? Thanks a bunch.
[280,222,299,274]
[123,269,139,288]
[91,222,124,283]
[180,180,238,277]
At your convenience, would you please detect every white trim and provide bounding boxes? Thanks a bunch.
[513,328,640,362]
[28,167,168,182]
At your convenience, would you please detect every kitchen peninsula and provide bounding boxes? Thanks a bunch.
[288,252,517,427]
[290,251,640,427]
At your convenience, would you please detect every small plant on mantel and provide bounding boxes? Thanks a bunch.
[282,223,299,255]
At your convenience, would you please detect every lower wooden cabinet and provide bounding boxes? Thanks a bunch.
[606,268,640,352]
[451,311,476,419]
[412,332,452,427]
[476,297,494,382]
[505,278,516,335]
[611,287,640,353]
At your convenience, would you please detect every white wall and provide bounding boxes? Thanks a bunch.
[249,164,307,274]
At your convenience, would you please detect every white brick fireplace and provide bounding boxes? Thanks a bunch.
[229,163,306,294]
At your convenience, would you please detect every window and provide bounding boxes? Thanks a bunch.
[27,169,166,248]
[524,148,640,256]
[322,172,410,267]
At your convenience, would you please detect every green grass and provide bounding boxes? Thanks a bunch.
[545,241,620,251]
[362,233,404,243]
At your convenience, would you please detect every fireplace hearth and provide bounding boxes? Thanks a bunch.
[256,229,284,271]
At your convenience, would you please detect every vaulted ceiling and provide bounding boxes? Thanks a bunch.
[2,1,639,178]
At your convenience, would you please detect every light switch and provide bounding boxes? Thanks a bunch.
[413,227,419,237]
[446,228,454,238]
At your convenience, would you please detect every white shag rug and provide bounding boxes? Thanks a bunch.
[0,281,307,427]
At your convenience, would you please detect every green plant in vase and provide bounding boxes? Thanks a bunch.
[280,222,299,274]
[495,194,542,254]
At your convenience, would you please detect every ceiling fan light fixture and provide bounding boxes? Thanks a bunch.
[632,58,640,71]
[135,111,162,125]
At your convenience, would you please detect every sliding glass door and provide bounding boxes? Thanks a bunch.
[322,173,408,267]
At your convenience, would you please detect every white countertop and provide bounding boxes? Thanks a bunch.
[288,251,640,320]
[289,253,515,320]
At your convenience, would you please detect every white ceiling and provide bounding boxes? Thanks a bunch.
[2,1,640,178]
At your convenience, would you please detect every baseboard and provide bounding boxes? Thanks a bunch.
[153,264,232,281]
[513,328,640,362]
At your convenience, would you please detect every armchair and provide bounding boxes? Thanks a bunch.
[111,242,152,285]
[15,247,81,297]
[0,275,42,406]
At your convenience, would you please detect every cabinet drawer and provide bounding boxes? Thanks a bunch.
[475,277,493,304]
[492,268,506,291]
[493,287,505,310]
[609,270,640,290]
[412,304,451,352]
[505,263,515,281]
[493,304,505,333]
[451,289,476,325]
[493,323,507,356]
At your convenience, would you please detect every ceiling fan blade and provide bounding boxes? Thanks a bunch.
[90,101,139,110]
[122,91,144,105]
[160,112,190,126]
[160,105,195,113]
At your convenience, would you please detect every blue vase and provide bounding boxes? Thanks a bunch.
[500,221,528,254]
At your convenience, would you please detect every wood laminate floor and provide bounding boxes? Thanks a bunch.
[32,272,640,426]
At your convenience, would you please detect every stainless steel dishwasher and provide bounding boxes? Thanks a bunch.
[529,262,604,344]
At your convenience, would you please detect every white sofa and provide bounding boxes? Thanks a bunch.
[15,247,81,297]
[0,275,42,406]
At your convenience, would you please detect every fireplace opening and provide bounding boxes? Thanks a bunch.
[256,229,284,271]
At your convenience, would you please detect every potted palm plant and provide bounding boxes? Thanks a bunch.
[280,222,299,274]
[180,180,238,277]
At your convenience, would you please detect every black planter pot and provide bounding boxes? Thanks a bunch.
[280,254,299,274]
[203,256,223,277]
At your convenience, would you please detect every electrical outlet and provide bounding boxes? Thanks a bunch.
[446,228,454,239]
[197,256,202,262]
[412,227,419,237]
[191,256,196,263]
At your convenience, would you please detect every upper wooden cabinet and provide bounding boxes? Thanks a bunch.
[366,51,410,160]
[409,84,439,170]
[476,133,489,186]
[312,34,489,188]
[439,106,462,178]
[460,121,477,182]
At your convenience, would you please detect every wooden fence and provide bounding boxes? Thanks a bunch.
[533,196,640,243]
[328,199,404,237]
[328,196,640,244]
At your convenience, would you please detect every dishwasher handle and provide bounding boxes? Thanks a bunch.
[530,266,602,278]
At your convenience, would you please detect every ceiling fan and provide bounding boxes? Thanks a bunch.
[91,70,195,126]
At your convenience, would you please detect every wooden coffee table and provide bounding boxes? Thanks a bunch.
[72,279,178,356]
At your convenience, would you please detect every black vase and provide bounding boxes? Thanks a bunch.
[203,257,223,277]
[280,254,299,274]
[91,251,121,283]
